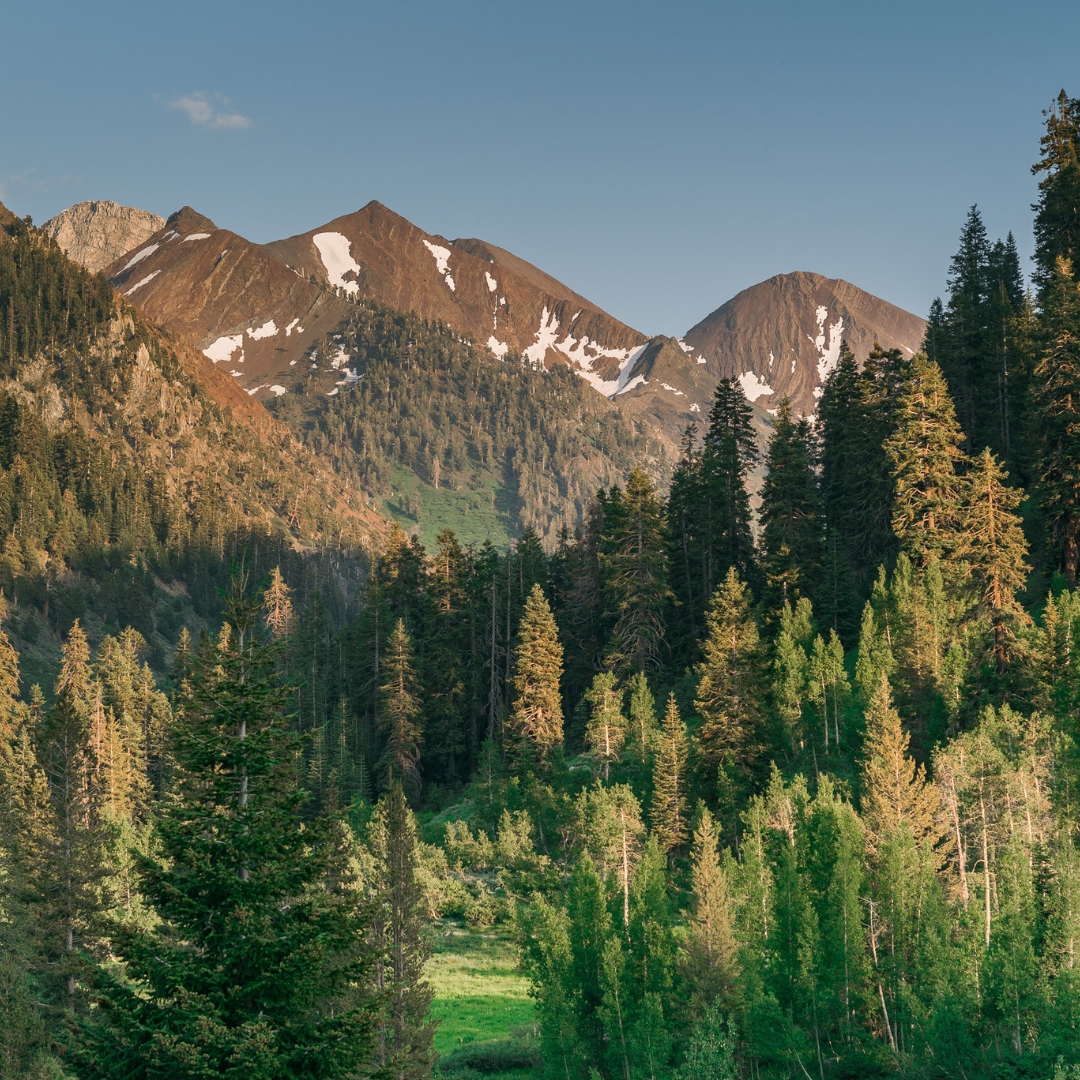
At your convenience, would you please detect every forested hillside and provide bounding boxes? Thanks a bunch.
[4,93,1080,1080]
[270,299,670,547]
[0,204,379,686]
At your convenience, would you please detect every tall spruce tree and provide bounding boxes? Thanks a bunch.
[758,399,823,611]
[600,469,671,677]
[1032,90,1080,299]
[365,782,437,1080]
[1033,258,1080,585]
[379,619,423,798]
[507,583,564,769]
[649,693,689,856]
[584,672,626,783]
[695,569,765,812]
[957,448,1031,673]
[71,582,381,1080]
[885,354,968,566]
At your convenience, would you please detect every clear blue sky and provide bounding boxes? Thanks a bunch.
[2,1,1076,335]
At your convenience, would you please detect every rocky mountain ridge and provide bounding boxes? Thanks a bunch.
[43,200,165,273]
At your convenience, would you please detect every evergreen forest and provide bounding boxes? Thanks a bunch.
[4,93,1080,1080]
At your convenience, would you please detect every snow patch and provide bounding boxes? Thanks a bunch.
[422,239,456,292]
[182,232,211,242]
[678,339,693,354]
[485,271,498,292]
[690,403,701,412]
[661,383,686,396]
[330,345,351,370]
[269,385,287,396]
[313,232,361,295]
[246,320,278,340]
[122,244,159,271]
[487,336,510,359]
[285,318,300,336]
[124,270,160,296]
[245,385,265,396]
[738,371,774,402]
[161,231,179,243]
[524,307,561,368]
[326,387,339,397]
[808,305,844,385]
[203,334,244,364]
[620,374,648,394]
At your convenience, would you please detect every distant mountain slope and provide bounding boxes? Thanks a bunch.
[43,200,165,273]
[263,201,650,393]
[682,271,927,415]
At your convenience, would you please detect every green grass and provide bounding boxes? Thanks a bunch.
[426,919,534,1058]
[381,468,515,551]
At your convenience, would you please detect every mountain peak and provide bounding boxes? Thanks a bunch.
[42,200,165,273]
[165,206,217,233]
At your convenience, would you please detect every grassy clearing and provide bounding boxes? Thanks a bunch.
[381,468,515,551]
[426,918,534,1061]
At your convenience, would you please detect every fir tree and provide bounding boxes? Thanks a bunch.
[885,354,969,566]
[365,782,437,1080]
[695,569,765,803]
[506,584,564,769]
[1032,90,1080,299]
[758,399,822,610]
[957,448,1031,673]
[584,671,626,783]
[624,670,658,770]
[859,673,941,855]
[70,581,381,1079]
[379,619,423,798]
[681,807,738,1018]
[1032,258,1080,585]
[600,469,671,677]
[650,693,689,856]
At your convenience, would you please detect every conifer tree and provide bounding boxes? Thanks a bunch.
[71,581,381,1080]
[600,469,671,676]
[584,672,626,782]
[1032,258,1080,585]
[365,782,437,1080]
[650,694,689,855]
[507,584,564,768]
[957,448,1031,673]
[1032,90,1080,298]
[681,807,738,1018]
[772,598,814,754]
[624,670,658,769]
[859,673,941,855]
[695,569,765,799]
[758,399,822,610]
[885,354,969,566]
[379,619,423,798]
[262,565,294,640]
[702,379,759,586]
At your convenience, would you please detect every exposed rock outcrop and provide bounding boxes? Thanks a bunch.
[43,200,164,273]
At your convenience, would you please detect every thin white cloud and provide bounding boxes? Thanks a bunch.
[169,91,251,130]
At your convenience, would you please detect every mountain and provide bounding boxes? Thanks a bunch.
[0,201,382,686]
[681,271,927,415]
[82,197,927,540]
[42,200,165,274]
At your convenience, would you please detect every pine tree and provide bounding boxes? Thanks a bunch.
[71,581,381,1079]
[600,469,671,676]
[365,782,437,1080]
[262,565,294,640]
[701,379,759,590]
[957,448,1031,673]
[758,399,822,610]
[885,354,969,566]
[650,694,689,855]
[859,673,941,855]
[584,672,626,783]
[1032,90,1080,299]
[379,619,423,798]
[624,670,658,770]
[1032,258,1080,585]
[695,569,765,799]
[507,584,564,769]
[681,807,739,1018]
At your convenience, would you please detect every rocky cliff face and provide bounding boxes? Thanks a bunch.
[681,271,927,415]
[42,200,165,273]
